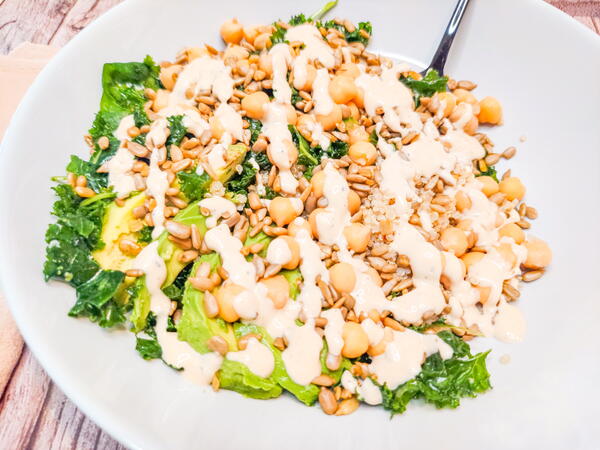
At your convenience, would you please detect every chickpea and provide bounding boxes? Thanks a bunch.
[348,125,370,145]
[279,235,300,270]
[499,177,526,201]
[463,116,479,135]
[258,52,272,75]
[288,218,313,238]
[328,75,358,104]
[499,223,525,244]
[209,116,225,141]
[353,87,365,109]
[220,18,243,44]
[241,91,269,120]
[294,64,317,91]
[478,96,503,125]
[253,33,272,51]
[341,322,369,358]
[223,45,249,61]
[343,223,371,253]
[285,104,298,125]
[368,328,393,357]
[261,275,289,309]
[215,283,244,322]
[348,141,377,166]
[461,251,486,270]
[455,190,472,212]
[440,227,468,257]
[329,262,356,293]
[495,243,517,268]
[152,89,169,112]
[311,170,326,198]
[337,63,360,79]
[523,239,552,269]
[453,88,477,105]
[347,190,361,215]
[435,92,457,117]
[308,208,325,238]
[242,26,259,44]
[316,104,342,131]
[475,285,491,304]
[268,197,301,227]
[477,175,499,197]
[185,46,209,61]
[159,65,182,91]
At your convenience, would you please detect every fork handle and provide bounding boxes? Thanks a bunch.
[427,0,471,75]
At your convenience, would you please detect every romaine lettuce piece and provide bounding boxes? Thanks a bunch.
[218,359,282,400]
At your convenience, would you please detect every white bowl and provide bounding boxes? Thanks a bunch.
[1,0,599,448]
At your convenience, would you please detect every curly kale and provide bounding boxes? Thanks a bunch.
[380,331,491,415]
[401,69,448,106]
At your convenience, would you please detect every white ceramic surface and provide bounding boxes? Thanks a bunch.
[1,0,599,448]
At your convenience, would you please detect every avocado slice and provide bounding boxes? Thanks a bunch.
[93,192,146,272]
[203,143,248,182]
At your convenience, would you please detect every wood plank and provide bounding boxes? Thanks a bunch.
[50,0,123,48]
[0,348,51,448]
[0,0,77,54]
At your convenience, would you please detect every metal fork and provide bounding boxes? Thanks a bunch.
[421,0,471,76]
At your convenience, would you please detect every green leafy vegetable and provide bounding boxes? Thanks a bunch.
[325,140,349,159]
[289,14,308,26]
[270,23,288,45]
[129,276,152,333]
[247,118,263,145]
[166,115,186,146]
[137,226,154,244]
[66,155,108,193]
[135,313,163,360]
[43,184,113,286]
[401,69,448,106]
[380,331,491,415]
[318,19,373,45]
[218,359,283,399]
[226,156,258,196]
[477,165,498,182]
[68,270,126,327]
[177,170,211,203]
[289,124,319,168]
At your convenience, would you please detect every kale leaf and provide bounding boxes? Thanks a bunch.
[289,124,319,168]
[401,69,448,106]
[66,155,108,193]
[226,157,258,196]
[318,20,373,45]
[43,184,113,286]
[177,170,212,203]
[247,118,263,146]
[166,115,186,146]
[289,14,308,26]
[137,226,154,244]
[135,313,163,360]
[380,331,491,415]
[68,270,126,328]
[270,23,288,45]
[325,140,348,159]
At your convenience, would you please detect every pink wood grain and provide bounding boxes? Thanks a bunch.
[0,0,597,448]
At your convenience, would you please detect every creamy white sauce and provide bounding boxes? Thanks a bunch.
[204,223,256,289]
[321,308,345,356]
[158,106,210,138]
[442,128,486,166]
[146,148,169,238]
[227,337,275,378]
[286,24,335,69]
[107,147,136,198]
[269,43,292,104]
[403,134,454,178]
[312,68,334,116]
[262,102,298,194]
[340,371,382,405]
[114,114,135,141]
[265,236,292,265]
[132,242,223,385]
[356,64,421,131]
[493,301,526,343]
[281,321,323,385]
[294,224,329,319]
[361,318,385,346]
[170,55,234,105]
[315,163,350,245]
[388,223,446,324]
[199,196,237,228]
[369,328,452,389]
[215,103,244,142]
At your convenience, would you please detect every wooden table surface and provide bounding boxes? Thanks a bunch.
[0,0,598,448]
